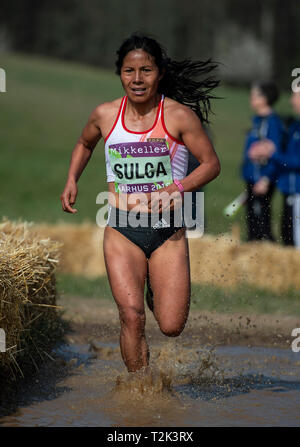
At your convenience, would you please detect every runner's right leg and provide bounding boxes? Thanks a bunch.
[103,225,149,372]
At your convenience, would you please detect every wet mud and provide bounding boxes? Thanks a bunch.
[0,296,299,427]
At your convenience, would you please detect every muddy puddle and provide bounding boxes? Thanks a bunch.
[0,339,299,427]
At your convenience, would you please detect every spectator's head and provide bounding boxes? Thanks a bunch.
[250,81,280,113]
[290,91,300,116]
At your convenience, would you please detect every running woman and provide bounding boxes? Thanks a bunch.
[241,81,285,241]
[60,34,220,372]
[250,91,300,249]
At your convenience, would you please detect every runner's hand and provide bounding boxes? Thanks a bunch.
[147,184,182,213]
[60,179,78,213]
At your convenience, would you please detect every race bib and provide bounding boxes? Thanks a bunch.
[108,140,173,193]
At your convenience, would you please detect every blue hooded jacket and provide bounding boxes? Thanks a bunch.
[241,112,285,184]
[268,120,300,194]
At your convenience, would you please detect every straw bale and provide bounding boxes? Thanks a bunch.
[188,233,300,292]
[0,217,63,380]
[32,222,300,292]
[33,221,106,277]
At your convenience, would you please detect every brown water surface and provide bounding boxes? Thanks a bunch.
[1,338,299,427]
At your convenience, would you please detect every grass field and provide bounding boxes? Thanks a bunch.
[0,52,292,238]
[56,273,300,316]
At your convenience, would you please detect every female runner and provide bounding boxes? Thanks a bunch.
[61,34,221,373]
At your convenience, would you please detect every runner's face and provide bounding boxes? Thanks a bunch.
[120,49,163,102]
[250,87,268,112]
[290,92,300,115]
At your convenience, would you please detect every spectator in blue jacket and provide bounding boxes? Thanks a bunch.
[241,81,285,241]
[250,91,300,249]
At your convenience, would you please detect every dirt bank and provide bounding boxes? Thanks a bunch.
[59,295,300,351]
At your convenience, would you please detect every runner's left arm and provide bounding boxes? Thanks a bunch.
[175,106,220,192]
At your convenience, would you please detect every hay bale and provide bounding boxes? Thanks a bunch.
[32,222,300,292]
[0,217,63,381]
[189,233,300,292]
[188,233,243,288]
[33,222,106,277]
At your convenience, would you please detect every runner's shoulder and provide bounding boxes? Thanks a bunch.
[164,96,201,127]
[89,97,123,124]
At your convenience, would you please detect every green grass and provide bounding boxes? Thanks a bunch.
[0,52,293,238]
[56,272,113,301]
[56,273,300,316]
[191,282,300,316]
[0,53,123,225]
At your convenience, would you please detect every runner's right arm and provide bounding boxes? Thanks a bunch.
[60,107,102,213]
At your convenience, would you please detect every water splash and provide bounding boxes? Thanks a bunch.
[107,340,224,403]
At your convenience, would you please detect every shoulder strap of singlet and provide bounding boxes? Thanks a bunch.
[104,96,126,143]
[157,94,164,121]
[160,93,185,147]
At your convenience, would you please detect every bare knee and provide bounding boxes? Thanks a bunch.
[159,321,185,337]
[119,306,146,333]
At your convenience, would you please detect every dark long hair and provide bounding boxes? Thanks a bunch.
[115,33,220,124]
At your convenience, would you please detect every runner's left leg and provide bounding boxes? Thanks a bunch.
[148,228,190,336]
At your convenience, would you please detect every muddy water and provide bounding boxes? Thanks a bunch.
[0,339,299,427]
